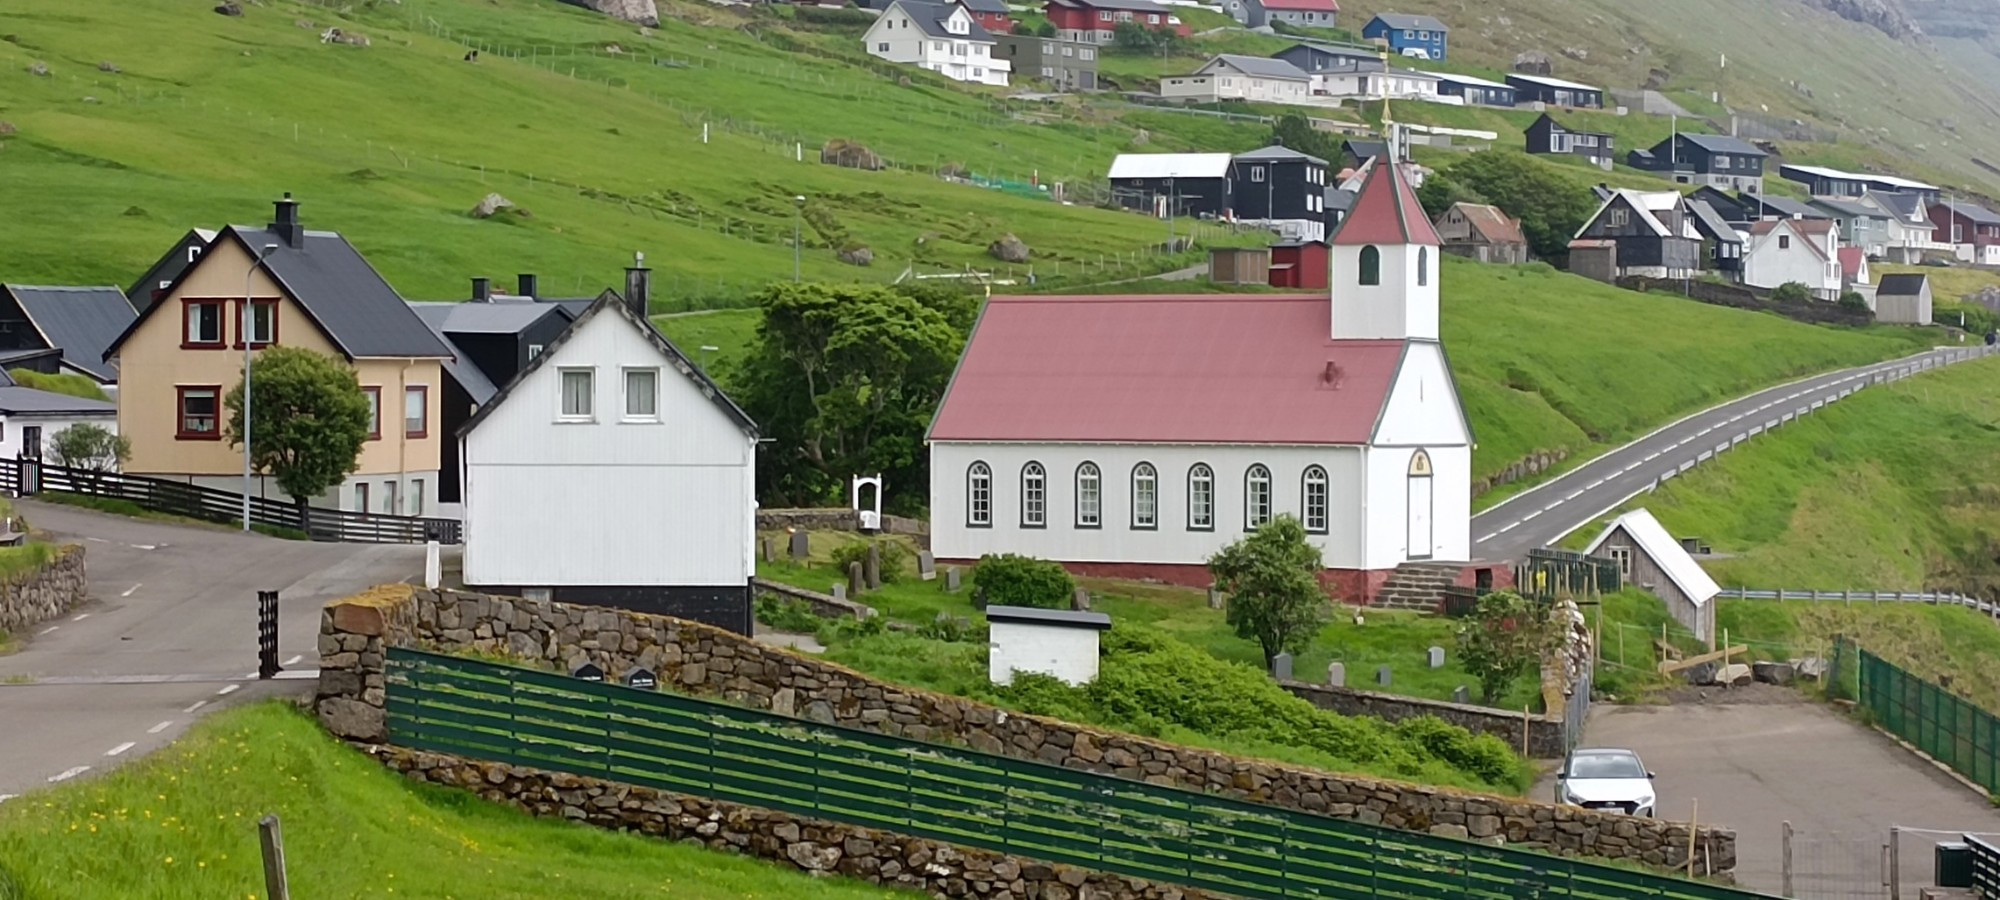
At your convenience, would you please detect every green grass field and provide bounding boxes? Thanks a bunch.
[0,702,913,899]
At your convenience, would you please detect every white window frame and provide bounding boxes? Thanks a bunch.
[1245,464,1273,530]
[1249,165,1266,183]
[622,367,660,421]
[1302,466,1328,533]
[1076,462,1102,528]
[968,462,993,527]
[558,367,595,421]
[1132,463,1157,529]
[1021,462,1047,527]
[1188,463,1214,531]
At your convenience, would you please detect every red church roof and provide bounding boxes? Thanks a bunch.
[1330,159,1440,246]
[927,295,1405,445]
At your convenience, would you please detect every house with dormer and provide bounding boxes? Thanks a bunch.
[864,0,1010,86]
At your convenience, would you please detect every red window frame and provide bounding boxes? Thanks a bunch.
[404,385,429,439]
[180,299,226,349]
[175,385,223,440]
[361,386,382,441]
[232,298,279,349]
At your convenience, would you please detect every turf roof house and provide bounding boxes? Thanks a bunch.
[0,367,119,463]
[456,277,760,636]
[928,160,1475,604]
[103,195,453,515]
[0,284,138,391]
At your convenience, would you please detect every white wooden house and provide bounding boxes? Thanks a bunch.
[863,0,1010,87]
[1743,218,1843,300]
[459,274,761,634]
[1586,508,1719,648]
[926,160,1474,604]
[1160,55,1311,105]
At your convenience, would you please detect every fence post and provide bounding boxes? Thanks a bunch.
[257,591,280,680]
[1781,820,1794,898]
[1889,825,1901,900]
[258,814,291,900]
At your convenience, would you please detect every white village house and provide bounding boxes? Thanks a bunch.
[0,373,119,463]
[862,0,1010,87]
[1160,54,1311,105]
[458,280,761,634]
[1742,218,1843,300]
[927,160,1474,603]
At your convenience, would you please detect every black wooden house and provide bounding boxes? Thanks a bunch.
[1524,114,1614,171]
[1229,145,1330,243]
[1107,153,1235,218]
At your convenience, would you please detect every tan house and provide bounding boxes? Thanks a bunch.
[1433,202,1528,264]
[103,195,453,516]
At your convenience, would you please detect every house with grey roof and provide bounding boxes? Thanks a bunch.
[0,367,118,465]
[862,0,1009,86]
[1810,195,1892,258]
[1741,193,1828,222]
[1160,54,1311,105]
[1627,132,1768,193]
[1231,145,1331,242]
[127,228,219,312]
[1361,12,1447,60]
[0,285,137,387]
[1860,191,1940,263]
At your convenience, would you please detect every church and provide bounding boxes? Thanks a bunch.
[926,159,1475,603]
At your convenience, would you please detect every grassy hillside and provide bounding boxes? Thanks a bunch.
[1568,355,2000,592]
[0,0,1246,301]
[0,703,912,899]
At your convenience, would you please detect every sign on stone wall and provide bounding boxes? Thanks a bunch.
[626,668,658,690]
[573,663,605,682]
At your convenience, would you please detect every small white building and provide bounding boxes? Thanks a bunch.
[862,0,1010,87]
[1585,509,1719,648]
[1161,54,1311,105]
[1314,67,1441,103]
[1863,192,1941,265]
[987,605,1112,685]
[928,160,1472,604]
[459,283,761,634]
[1874,273,1934,326]
[1743,218,1843,300]
[0,383,118,464]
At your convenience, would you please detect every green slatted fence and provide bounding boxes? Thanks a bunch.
[1853,642,2000,795]
[384,648,1772,900]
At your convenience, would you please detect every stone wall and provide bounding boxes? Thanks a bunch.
[380,744,1216,900]
[318,586,1736,877]
[1280,682,1568,759]
[0,545,87,636]
[1471,448,1571,497]
[758,507,929,541]
[751,578,875,620]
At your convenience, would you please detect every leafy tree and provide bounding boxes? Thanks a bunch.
[1838,290,1873,313]
[46,423,130,472]
[1266,114,1344,167]
[1416,170,1488,218]
[1208,515,1329,670]
[1032,19,1057,37]
[1110,20,1178,52]
[223,346,372,514]
[1456,590,1561,704]
[1769,281,1813,304]
[1432,151,1596,263]
[732,282,968,513]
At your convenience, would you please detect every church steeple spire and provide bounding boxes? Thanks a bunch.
[1328,159,1441,341]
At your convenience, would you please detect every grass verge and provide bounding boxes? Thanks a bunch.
[31,492,308,541]
[0,702,914,899]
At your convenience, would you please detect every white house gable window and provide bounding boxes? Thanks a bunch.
[1075,462,1102,528]
[623,367,659,420]
[558,367,594,420]
[1022,462,1047,528]
[1302,465,1328,534]
[1132,463,1157,529]
[1245,464,1273,530]
[1188,463,1214,531]
[968,462,993,527]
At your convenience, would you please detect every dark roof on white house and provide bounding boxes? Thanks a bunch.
[1,285,137,382]
[1810,196,1887,220]
[1325,186,1356,213]
[1203,54,1311,80]
[1876,273,1929,297]
[0,385,117,415]
[406,304,504,405]
[958,0,1009,12]
[1675,132,1766,157]
[1234,144,1328,165]
[460,291,756,439]
[889,0,995,40]
[1874,192,1931,224]
[1745,194,1826,220]
[1685,199,1742,245]
[407,300,567,336]
[1370,12,1447,31]
[985,605,1113,630]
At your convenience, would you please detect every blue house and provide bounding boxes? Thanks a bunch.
[1361,13,1448,61]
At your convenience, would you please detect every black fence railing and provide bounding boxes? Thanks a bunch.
[1967,832,2000,897]
[0,457,460,544]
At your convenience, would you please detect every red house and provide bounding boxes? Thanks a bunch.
[958,0,1014,33]
[1929,201,2000,266]
[1045,0,1190,44]
[1267,240,1328,289]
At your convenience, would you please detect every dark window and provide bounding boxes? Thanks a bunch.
[362,387,382,441]
[1417,247,1428,286]
[1075,462,1102,528]
[176,386,222,440]
[1303,465,1329,533]
[1131,463,1157,529]
[1188,463,1214,531]
[1359,245,1381,285]
[182,299,224,348]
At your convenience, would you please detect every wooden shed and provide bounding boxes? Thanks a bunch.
[1267,240,1328,289]
[1586,508,1720,649]
[1209,247,1272,285]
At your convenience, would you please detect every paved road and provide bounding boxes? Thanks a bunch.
[1474,344,1998,562]
[0,501,422,801]
[1537,697,2000,896]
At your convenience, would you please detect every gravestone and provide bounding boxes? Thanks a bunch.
[626,668,659,690]
[1452,685,1470,704]
[944,566,962,592]
[1326,661,1345,687]
[848,561,865,597]
[1207,586,1223,609]
[1427,646,1445,669]
[918,551,937,581]
[1375,665,1392,687]
[864,543,882,590]
[788,531,809,563]
[573,663,606,682]
[1072,588,1091,611]
[832,582,848,602]
[1271,652,1293,681]
[761,536,776,564]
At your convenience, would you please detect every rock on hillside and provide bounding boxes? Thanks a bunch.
[560,0,660,27]
[1804,0,1924,38]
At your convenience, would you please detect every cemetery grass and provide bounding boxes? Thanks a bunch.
[0,702,918,900]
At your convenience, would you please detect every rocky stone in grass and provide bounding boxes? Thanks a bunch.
[820,138,883,171]
[559,0,660,27]
[214,1,243,16]
[26,61,50,77]
[0,121,17,136]
[988,234,1031,263]
[1717,663,1754,687]
[1792,657,1827,682]
[1751,661,1795,685]
[837,245,874,266]
[97,61,120,74]
[469,193,515,218]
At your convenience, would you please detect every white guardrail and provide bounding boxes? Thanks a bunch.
[1718,587,2000,617]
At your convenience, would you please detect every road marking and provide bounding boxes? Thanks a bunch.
[1564,490,1583,500]
[1496,521,1521,534]
[0,794,15,804]
[120,583,141,597]
[128,544,157,551]
[105,742,135,757]
[1522,509,1544,522]
[216,684,239,696]
[37,625,58,635]
[147,720,173,734]
[183,700,207,714]
[85,537,106,544]
[1477,532,1498,543]
[1622,462,1642,472]
[70,612,89,621]
[284,654,303,666]
[1643,452,1659,461]
[1587,479,1605,489]
[48,766,89,783]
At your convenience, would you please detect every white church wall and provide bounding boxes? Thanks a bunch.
[1330,243,1441,340]
[1361,444,1472,569]
[1371,342,1471,446]
[930,442,1368,569]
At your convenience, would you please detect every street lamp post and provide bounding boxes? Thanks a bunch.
[793,195,807,282]
[243,243,279,532]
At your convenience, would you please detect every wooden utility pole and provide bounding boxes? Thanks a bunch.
[259,814,291,900]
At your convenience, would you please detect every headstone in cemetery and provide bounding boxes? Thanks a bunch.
[848,561,865,597]
[1327,661,1345,687]
[1376,665,1392,687]
[1271,652,1293,681]
[944,566,962,592]
[788,530,809,563]
[761,536,777,564]
[625,668,658,690]
[919,551,937,581]
[832,582,848,602]
[1072,588,1091,611]
[1427,646,1445,669]
[1452,685,1470,704]
[1207,586,1223,609]
[573,663,606,682]
[864,543,882,590]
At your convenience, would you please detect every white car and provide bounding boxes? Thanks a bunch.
[1400,47,1433,60]
[1555,748,1657,817]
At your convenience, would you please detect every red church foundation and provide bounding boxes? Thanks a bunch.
[934,560,1515,606]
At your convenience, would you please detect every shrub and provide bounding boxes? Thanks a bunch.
[828,539,907,583]
[972,553,1074,609]
[755,596,822,632]
[1769,282,1814,304]
[917,611,984,643]
[1838,291,1872,313]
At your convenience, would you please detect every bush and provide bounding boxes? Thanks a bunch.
[1769,282,1814,304]
[972,553,1075,609]
[1838,291,1872,313]
[756,595,823,632]
[828,539,907,583]
[917,611,985,643]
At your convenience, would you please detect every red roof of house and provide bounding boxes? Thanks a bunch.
[1838,246,1864,280]
[1260,0,1338,10]
[928,295,1405,445]
[1330,160,1440,246]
